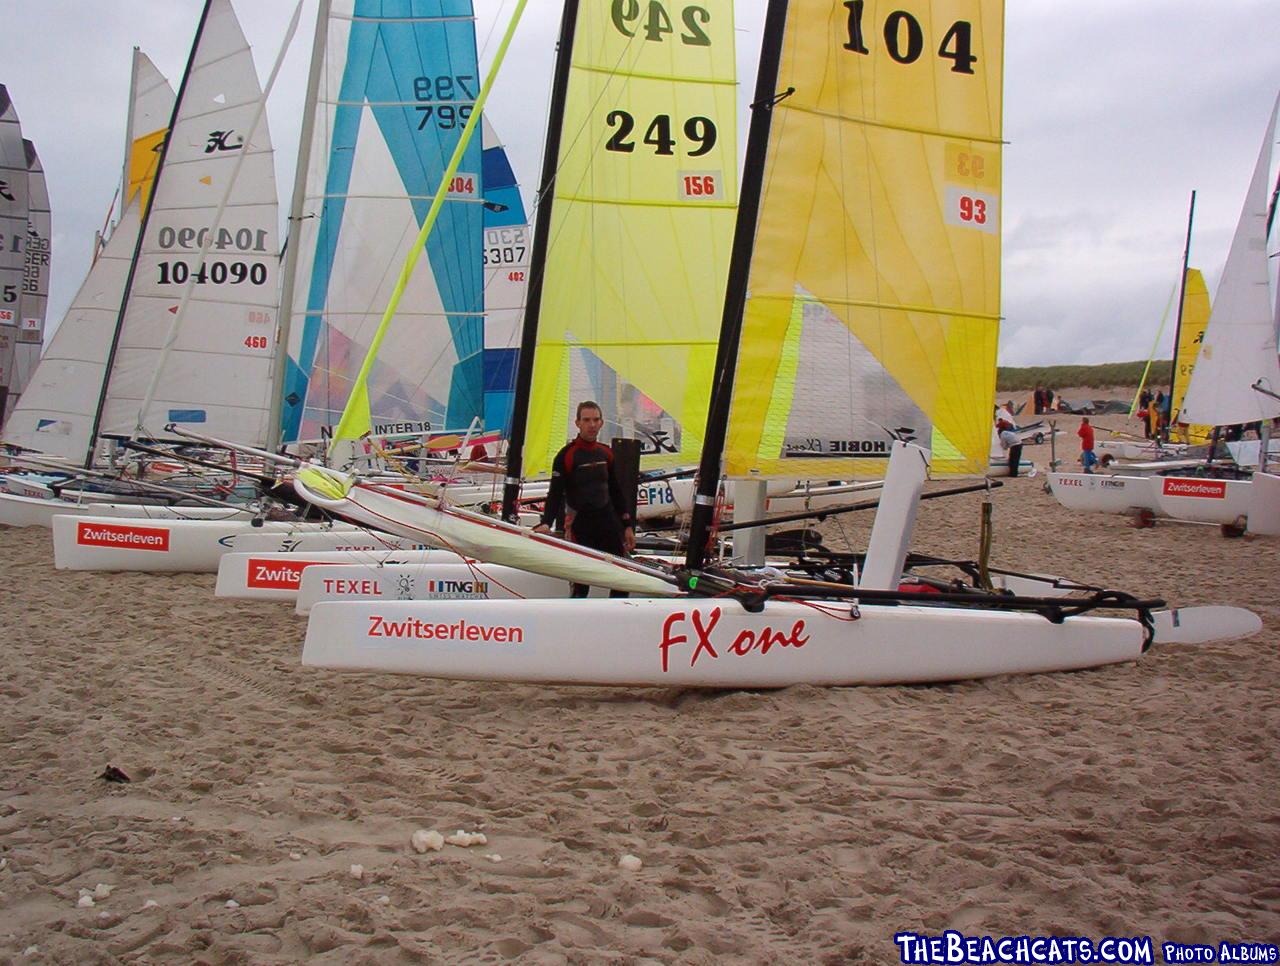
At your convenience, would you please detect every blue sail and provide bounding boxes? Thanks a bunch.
[283,0,484,442]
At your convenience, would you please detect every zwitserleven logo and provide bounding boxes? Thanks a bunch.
[894,930,1155,965]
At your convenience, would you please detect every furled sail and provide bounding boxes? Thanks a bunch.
[0,85,28,422]
[2,51,174,460]
[721,0,1003,478]
[281,0,485,445]
[517,0,738,477]
[93,0,280,452]
[1169,268,1213,444]
[480,116,529,440]
[11,140,51,410]
[1178,94,1280,427]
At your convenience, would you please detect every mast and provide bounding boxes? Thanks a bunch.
[1167,190,1196,427]
[268,0,330,451]
[84,0,213,467]
[499,0,581,522]
[684,0,791,571]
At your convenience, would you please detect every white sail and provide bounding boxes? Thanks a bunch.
[95,0,279,450]
[11,139,51,405]
[0,85,29,422]
[479,115,529,439]
[3,51,175,461]
[1179,94,1280,426]
[280,0,485,444]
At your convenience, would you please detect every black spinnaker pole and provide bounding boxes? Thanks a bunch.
[84,0,213,468]
[684,0,792,572]
[500,0,581,522]
[1167,189,1196,426]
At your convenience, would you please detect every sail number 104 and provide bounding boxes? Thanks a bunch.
[843,2,978,74]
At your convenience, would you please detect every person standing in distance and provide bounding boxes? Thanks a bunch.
[533,401,635,598]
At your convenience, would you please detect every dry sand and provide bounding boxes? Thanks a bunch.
[2,397,1278,963]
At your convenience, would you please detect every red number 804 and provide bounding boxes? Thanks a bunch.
[243,335,269,350]
[958,195,987,224]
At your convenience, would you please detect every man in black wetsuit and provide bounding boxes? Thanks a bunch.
[532,401,635,598]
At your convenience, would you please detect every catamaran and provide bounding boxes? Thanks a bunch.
[291,0,1260,687]
[1049,94,1280,535]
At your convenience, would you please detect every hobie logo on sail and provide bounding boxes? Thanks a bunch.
[1162,478,1227,499]
[247,558,314,590]
[77,522,170,551]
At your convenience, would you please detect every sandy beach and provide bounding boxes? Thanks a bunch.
[2,396,1278,963]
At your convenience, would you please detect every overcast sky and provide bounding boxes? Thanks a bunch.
[3,0,1277,367]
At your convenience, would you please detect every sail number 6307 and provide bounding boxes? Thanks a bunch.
[843,1,977,74]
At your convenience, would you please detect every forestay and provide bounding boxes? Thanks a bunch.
[281,0,485,444]
[2,51,174,460]
[721,0,1002,479]
[518,0,738,477]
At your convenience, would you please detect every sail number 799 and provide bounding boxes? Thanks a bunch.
[842,2,977,74]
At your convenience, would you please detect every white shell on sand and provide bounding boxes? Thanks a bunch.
[93,883,114,899]
[618,854,643,872]
[76,895,94,908]
[142,900,159,910]
[445,830,487,847]
[289,852,302,861]
[377,895,391,905]
[350,864,364,880]
[411,829,444,853]
[225,899,240,909]
[484,854,503,863]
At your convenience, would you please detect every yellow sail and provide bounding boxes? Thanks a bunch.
[125,127,166,213]
[1170,268,1213,444]
[723,0,1003,478]
[521,0,737,478]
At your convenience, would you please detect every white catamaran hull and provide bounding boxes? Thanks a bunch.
[215,548,465,601]
[296,561,620,613]
[302,597,1147,687]
[1047,473,1157,513]
[0,491,252,529]
[48,515,416,573]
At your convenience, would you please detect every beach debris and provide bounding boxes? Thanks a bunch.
[445,830,487,848]
[618,854,643,872]
[142,900,159,910]
[411,829,444,853]
[225,899,240,909]
[350,864,364,880]
[77,895,95,908]
[23,947,37,957]
[484,854,503,863]
[98,765,131,784]
[377,895,391,905]
[93,883,114,899]
[289,852,302,861]
[1,857,8,870]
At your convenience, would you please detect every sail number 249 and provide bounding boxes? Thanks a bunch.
[843,2,978,74]
[611,1,711,46]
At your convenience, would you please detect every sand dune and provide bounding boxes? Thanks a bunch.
[2,409,1277,962]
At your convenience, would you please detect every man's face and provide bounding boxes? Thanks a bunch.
[576,407,603,442]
